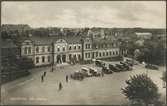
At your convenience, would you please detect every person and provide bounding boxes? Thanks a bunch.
[41,75,44,82]
[66,75,68,82]
[43,71,46,77]
[59,82,63,90]
[101,71,104,77]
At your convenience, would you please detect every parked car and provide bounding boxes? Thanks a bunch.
[109,64,121,72]
[71,71,84,80]
[81,67,93,77]
[120,62,132,71]
[145,64,159,70]
[115,64,127,71]
[95,60,105,67]
[125,60,133,66]
[102,66,113,74]
[89,67,101,77]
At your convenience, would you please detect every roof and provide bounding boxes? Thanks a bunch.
[93,38,116,44]
[21,35,82,45]
[1,39,17,48]
[135,32,152,36]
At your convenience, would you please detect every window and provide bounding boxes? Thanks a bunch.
[110,51,112,56]
[48,56,50,62]
[99,52,101,57]
[36,57,39,64]
[42,56,45,63]
[113,51,115,55]
[85,53,88,58]
[69,54,72,60]
[48,47,50,52]
[88,44,91,49]
[28,47,31,54]
[96,52,98,57]
[24,47,27,54]
[78,46,81,49]
[106,52,108,56]
[78,54,81,60]
[112,43,114,47]
[63,47,65,51]
[85,44,88,49]
[69,46,71,50]
[103,52,105,56]
[74,46,76,50]
[36,47,39,53]
[57,47,60,52]
[42,46,45,52]
[88,53,90,58]
[116,51,119,55]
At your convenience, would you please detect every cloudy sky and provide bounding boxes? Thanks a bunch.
[1,1,166,28]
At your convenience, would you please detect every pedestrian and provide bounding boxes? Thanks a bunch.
[41,75,44,82]
[66,75,68,82]
[101,71,104,77]
[43,71,46,77]
[59,82,63,91]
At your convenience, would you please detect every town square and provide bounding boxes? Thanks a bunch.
[1,1,166,106]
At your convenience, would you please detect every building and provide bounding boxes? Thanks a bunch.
[20,33,123,66]
[135,32,152,39]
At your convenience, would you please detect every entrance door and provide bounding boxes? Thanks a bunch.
[62,54,66,62]
[57,55,62,64]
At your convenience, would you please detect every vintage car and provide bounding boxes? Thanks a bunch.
[89,67,101,77]
[109,64,122,72]
[102,66,113,74]
[70,71,84,80]
[120,61,132,71]
[81,67,93,77]
[145,64,159,70]
[115,64,127,71]
[125,60,133,66]
[95,60,105,67]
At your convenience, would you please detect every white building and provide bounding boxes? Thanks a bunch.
[21,35,123,66]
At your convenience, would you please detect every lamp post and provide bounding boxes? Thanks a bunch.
[80,38,84,64]
[51,42,54,72]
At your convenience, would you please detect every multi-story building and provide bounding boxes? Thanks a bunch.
[20,33,123,66]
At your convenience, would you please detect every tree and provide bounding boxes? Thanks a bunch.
[122,74,160,106]
[16,57,34,70]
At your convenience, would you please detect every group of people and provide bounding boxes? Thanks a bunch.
[41,71,69,91]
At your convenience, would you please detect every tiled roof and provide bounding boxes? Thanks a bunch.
[21,35,82,45]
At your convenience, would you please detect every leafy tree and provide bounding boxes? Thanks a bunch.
[122,74,160,106]
[16,57,34,70]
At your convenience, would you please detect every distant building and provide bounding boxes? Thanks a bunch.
[135,32,152,39]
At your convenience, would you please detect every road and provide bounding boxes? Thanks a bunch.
[1,62,166,105]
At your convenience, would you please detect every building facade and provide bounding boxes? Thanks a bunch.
[21,35,122,66]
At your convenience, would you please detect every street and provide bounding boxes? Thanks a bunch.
[1,63,166,105]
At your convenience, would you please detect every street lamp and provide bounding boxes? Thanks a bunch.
[51,42,54,72]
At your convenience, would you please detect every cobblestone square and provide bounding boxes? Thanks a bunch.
[2,63,166,105]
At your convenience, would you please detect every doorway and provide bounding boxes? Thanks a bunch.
[62,54,66,62]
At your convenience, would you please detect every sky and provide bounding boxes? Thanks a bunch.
[1,1,166,28]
